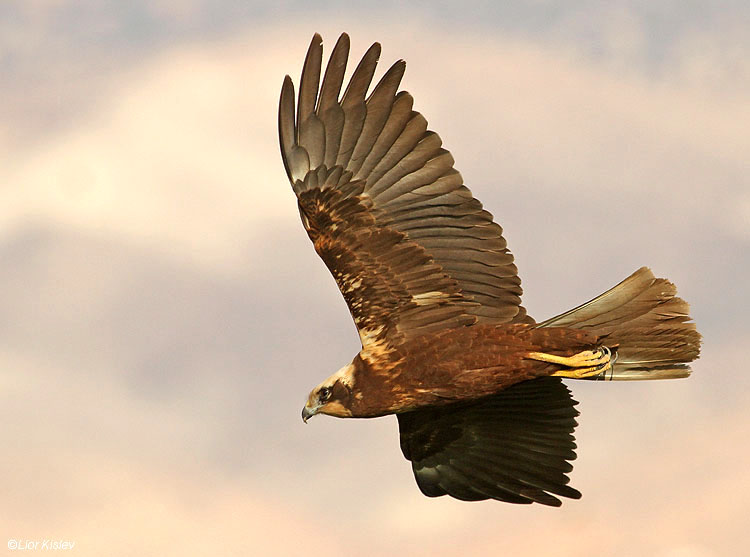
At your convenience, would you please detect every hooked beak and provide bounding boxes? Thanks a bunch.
[301,404,318,423]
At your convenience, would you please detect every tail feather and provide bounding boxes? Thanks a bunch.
[537,267,701,380]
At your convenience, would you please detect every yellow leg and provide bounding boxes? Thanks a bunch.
[526,346,613,379]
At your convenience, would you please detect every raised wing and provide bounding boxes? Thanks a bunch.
[279,33,531,345]
[397,377,582,506]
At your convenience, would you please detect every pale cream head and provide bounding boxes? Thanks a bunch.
[301,363,355,421]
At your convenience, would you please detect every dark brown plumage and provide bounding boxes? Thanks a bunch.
[280,33,701,506]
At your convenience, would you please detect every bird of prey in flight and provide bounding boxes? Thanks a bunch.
[278,33,701,506]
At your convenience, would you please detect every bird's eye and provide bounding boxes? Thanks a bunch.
[319,387,332,402]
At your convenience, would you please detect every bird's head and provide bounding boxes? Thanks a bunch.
[302,363,355,422]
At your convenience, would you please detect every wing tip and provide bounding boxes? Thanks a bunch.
[278,75,297,181]
[309,32,323,49]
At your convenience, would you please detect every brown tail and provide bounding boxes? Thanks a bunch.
[536,267,701,380]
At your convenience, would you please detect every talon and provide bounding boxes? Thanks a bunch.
[526,346,613,379]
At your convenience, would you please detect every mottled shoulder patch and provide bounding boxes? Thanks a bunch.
[296,173,476,347]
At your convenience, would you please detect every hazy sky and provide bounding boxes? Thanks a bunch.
[2,2,749,556]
